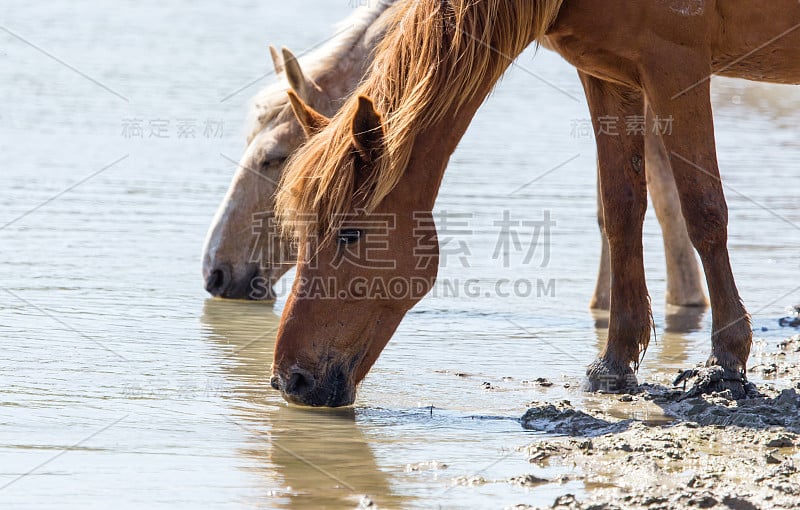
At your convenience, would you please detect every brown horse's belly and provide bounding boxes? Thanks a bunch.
[713,52,800,86]
[713,0,800,85]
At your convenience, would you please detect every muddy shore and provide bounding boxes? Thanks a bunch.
[509,334,800,510]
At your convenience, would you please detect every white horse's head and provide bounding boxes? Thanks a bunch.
[202,2,396,300]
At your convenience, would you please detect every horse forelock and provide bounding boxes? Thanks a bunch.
[276,0,565,241]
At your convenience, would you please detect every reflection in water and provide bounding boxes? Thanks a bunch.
[664,305,706,334]
[659,305,707,370]
[200,300,402,509]
[590,309,609,331]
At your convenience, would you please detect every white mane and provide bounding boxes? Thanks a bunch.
[245,1,396,144]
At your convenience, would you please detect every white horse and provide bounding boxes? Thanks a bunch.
[202,1,398,300]
[202,0,706,309]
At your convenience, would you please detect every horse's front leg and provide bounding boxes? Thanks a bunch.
[591,111,707,312]
[643,56,752,388]
[580,72,650,393]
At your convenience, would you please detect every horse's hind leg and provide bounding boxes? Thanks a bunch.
[591,168,612,311]
[580,72,650,393]
[645,107,708,308]
[643,59,752,383]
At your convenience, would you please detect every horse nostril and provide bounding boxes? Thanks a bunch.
[205,265,231,296]
[270,375,281,391]
[284,369,315,398]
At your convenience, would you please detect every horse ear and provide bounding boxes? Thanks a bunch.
[282,47,311,102]
[287,90,329,137]
[351,96,385,164]
[269,45,284,75]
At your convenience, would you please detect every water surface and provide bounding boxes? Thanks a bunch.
[1,1,799,508]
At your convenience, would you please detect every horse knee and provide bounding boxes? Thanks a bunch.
[601,188,647,244]
[683,192,728,256]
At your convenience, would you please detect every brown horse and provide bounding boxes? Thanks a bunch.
[272,0,800,406]
[270,0,800,406]
[269,0,797,406]
[202,1,708,309]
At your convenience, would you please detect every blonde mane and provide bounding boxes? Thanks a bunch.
[277,0,564,240]
[245,1,397,144]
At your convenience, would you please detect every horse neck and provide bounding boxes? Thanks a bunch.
[367,0,564,214]
[392,38,549,211]
[395,57,525,213]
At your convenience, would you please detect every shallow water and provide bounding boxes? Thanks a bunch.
[1,1,799,508]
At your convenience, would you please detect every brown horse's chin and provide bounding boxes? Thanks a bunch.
[281,389,356,408]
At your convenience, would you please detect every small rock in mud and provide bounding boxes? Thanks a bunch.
[451,475,488,487]
[779,307,800,328]
[357,496,376,509]
[766,434,796,448]
[778,335,800,351]
[521,442,570,464]
[766,451,784,464]
[551,494,582,508]
[753,363,780,376]
[405,460,448,472]
[508,474,547,487]
[435,370,472,377]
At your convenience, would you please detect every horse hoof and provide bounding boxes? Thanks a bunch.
[673,364,760,400]
[584,358,638,394]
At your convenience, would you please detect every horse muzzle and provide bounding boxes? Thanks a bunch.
[204,263,273,300]
[270,365,355,407]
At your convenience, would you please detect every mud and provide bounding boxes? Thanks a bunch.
[778,306,800,328]
[512,334,800,509]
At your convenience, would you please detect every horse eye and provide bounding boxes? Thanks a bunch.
[262,157,287,170]
[337,229,362,245]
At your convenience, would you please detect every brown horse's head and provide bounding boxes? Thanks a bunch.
[270,95,439,406]
[202,49,328,300]
[269,0,557,406]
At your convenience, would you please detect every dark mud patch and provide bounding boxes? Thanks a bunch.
[521,401,631,436]
[513,354,800,509]
[778,306,800,328]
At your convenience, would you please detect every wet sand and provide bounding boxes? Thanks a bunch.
[508,334,800,509]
